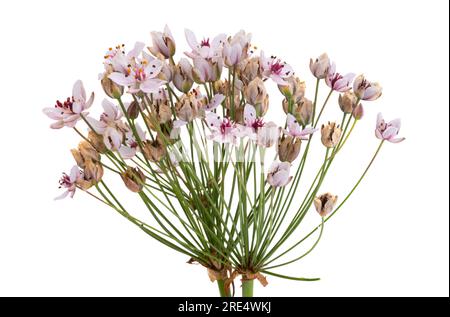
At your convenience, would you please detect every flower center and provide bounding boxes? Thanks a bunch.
[58,173,72,188]
[200,38,210,47]
[358,78,371,90]
[220,118,232,134]
[270,60,285,75]
[252,118,265,131]
[330,73,343,87]
[55,97,74,113]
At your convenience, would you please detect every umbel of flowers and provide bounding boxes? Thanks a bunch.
[43,26,404,297]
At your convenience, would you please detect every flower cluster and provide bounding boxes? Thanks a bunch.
[43,26,404,297]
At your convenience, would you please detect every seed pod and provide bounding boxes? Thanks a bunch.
[71,141,100,169]
[278,135,301,162]
[121,166,146,193]
[314,193,338,217]
[83,160,104,183]
[338,91,357,113]
[321,122,342,148]
[143,137,167,162]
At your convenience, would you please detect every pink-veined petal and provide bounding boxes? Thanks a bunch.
[72,80,86,103]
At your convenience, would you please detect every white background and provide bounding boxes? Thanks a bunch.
[0,0,448,297]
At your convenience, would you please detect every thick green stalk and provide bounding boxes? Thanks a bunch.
[242,278,254,297]
[217,280,230,297]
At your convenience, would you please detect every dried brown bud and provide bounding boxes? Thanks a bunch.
[244,77,267,106]
[71,141,100,169]
[101,76,124,99]
[314,193,338,217]
[238,57,261,86]
[121,166,146,193]
[278,76,306,102]
[127,100,140,119]
[278,135,302,162]
[352,103,364,120]
[88,131,107,154]
[321,122,342,148]
[175,93,200,122]
[83,160,104,183]
[338,91,357,113]
[143,137,166,162]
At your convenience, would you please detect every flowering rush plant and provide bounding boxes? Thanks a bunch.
[43,26,404,297]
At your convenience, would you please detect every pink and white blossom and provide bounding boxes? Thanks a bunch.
[55,166,82,200]
[353,74,382,101]
[309,53,331,79]
[205,113,237,144]
[108,42,166,94]
[325,63,355,92]
[267,161,292,187]
[375,113,405,143]
[87,99,128,150]
[43,80,94,129]
[184,29,226,60]
[259,51,294,85]
[284,114,317,140]
[235,104,265,139]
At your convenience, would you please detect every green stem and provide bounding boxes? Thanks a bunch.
[217,280,229,297]
[242,278,254,297]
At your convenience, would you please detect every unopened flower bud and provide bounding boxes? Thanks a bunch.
[101,76,124,99]
[338,91,357,113]
[321,122,342,148]
[149,25,176,59]
[278,76,305,102]
[352,103,364,120]
[309,53,331,79]
[121,166,146,193]
[238,57,261,85]
[173,58,194,93]
[278,135,301,162]
[314,193,338,217]
[127,100,140,119]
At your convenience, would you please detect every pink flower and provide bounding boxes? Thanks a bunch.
[353,74,383,101]
[375,113,405,143]
[260,51,294,85]
[325,63,355,92]
[86,99,128,150]
[267,161,292,187]
[43,80,94,129]
[192,57,223,83]
[205,113,237,144]
[235,104,265,139]
[55,166,82,200]
[108,42,166,94]
[184,29,226,60]
[149,25,176,59]
[284,114,317,140]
